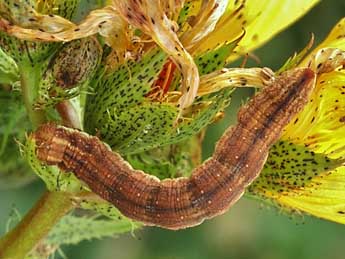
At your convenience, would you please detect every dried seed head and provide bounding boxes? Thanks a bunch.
[35,37,102,108]
[52,37,102,89]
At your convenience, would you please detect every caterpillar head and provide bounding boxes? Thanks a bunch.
[33,123,68,165]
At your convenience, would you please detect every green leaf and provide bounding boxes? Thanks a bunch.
[47,215,138,246]
[0,88,35,189]
[27,214,139,259]
[24,136,84,192]
[0,48,19,85]
[77,198,140,226]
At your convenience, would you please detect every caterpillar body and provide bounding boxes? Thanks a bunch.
[33,68,315,229]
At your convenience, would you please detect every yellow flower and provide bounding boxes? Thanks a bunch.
[2,0,343,225]
[249,18,345,224]
[190,0,320,58]
[0,0,319,111]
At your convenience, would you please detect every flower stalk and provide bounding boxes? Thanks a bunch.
[0,191,75,259]
[19,61,46,129]
[0,51,81,258]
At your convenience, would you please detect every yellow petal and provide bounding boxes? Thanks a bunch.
[180,0,228,49]
[190,1,247,54]
[0,5,133,68]
[235,0,319,57]
[282,20,345,157]
[198,67,274,96]
[269,166,345,224]
[250,140,345,225]
[254,18,345,224]
[192,0,319,57]
[282,71,345,159]
[0,6,125,43]
[300,18,345,68]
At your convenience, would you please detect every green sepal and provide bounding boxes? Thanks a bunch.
[85,46,233,154]
[0,31,58,67]
[195,40,240,75]
[0,0,79,24]
[0,48,19,85]
[84,48,168,132]
[99,102,177,154]
[37,0,79,21]
[159,88,233,147]
[177,0,197,26]
[95,87,232,155]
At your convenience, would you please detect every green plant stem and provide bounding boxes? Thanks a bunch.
[0,60,80,258]
[19,62,46,128]
[0,191,75,259]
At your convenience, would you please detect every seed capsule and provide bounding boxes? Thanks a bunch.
[36,37,102,108]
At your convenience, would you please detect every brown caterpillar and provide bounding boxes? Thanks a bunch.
[32,68,315,230]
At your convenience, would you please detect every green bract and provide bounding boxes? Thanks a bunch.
[0,48,19,85]
[84,44,235,155]
[0,0,78,65]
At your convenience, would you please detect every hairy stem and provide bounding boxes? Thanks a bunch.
[19,61,46,128]
[0,191,75,259]
[0,59,81,257]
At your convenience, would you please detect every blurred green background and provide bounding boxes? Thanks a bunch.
[1,1,345,258]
